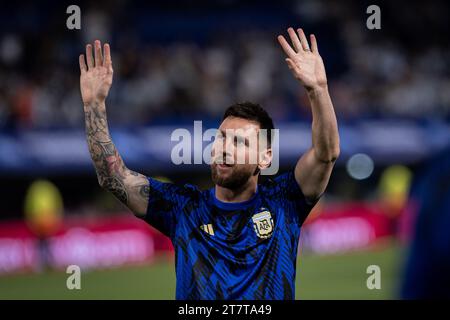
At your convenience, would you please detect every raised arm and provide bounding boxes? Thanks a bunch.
[79,40,149,217]
[277,28,340,201]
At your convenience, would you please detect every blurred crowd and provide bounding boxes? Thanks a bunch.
[0,0,448,130]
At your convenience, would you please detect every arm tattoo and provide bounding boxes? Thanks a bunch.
[84,102,147,210]
[85,107,109,138]
[101,176,128,204]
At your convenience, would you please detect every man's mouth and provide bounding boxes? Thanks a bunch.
[217,163,232,169]
[214,158,234,168]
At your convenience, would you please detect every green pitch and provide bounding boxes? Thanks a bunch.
[0,242,404,299]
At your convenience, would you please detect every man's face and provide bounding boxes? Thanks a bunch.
[211,116,269,189]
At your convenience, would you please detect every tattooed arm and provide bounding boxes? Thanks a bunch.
[79,40,149,217]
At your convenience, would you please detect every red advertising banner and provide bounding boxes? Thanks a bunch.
[0,215,172,274]
[0,202,393,274]
[301,202,393,254]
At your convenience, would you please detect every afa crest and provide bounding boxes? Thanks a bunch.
[252,210,274,239]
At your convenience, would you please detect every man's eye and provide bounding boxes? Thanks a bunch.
[235,137,245,145]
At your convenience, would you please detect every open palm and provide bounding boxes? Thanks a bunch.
[79,40,113,105]
[278,28,327,91]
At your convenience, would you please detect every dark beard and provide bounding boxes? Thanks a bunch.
[211,164,254,190]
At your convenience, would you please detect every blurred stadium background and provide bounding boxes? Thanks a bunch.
[0,0,449,299]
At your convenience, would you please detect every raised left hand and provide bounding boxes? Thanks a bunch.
[278,28,327,91]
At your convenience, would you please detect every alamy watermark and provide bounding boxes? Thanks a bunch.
[66,5,81,30]
[366,5,381,30]
[170,121,280,175]
[366,265,381,290]
[66,265,81,290]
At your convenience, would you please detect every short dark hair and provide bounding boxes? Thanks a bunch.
[222,102,275,146]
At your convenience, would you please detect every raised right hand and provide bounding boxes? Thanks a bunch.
[79,40,113,105]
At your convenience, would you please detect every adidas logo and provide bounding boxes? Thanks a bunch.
[200,224,215,236]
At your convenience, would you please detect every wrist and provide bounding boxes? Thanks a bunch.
[83,99,106,109]
[306,83,328,97]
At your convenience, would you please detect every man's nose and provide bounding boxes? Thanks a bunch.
[212,140,233,157]
[223,136,234,153]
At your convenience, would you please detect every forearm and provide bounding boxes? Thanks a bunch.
[84,101,148,213]
[307,85,340,162]
[84,101,126,200]
[79,41,149,216]
[279,27,338,199]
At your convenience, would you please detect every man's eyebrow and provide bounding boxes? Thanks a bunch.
[234,134,250,146]
[221,129,252,143]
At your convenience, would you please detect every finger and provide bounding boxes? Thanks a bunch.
[286,58,299,72]
[310,34,319,54]
[297,28,310,52]
[86,44,94,69]
[104,43,111,65]
[94,40,103,67]
[277,35,296,59]
[287,27,302,52]
[285,58,294,70]
[79,54,87,73]
[103,43,113,74]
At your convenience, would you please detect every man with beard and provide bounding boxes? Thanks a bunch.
[79,27,339,299]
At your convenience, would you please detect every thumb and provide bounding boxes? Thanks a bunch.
[286,58,295,70]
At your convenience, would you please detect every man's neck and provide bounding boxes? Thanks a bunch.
[214,179,258,203]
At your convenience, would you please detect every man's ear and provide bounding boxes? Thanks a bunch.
[258,148,272,170]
